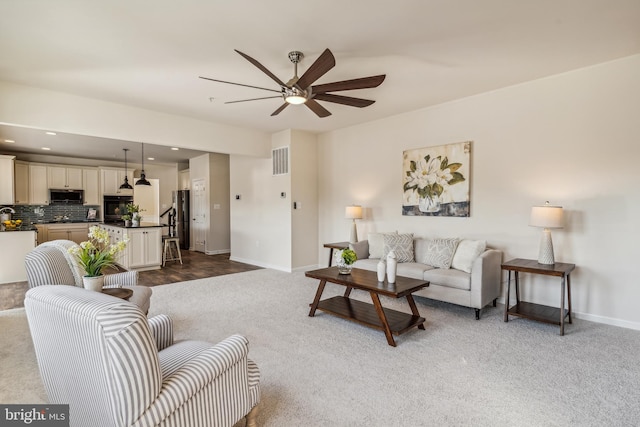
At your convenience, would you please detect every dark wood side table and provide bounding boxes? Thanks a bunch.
[502,258,575,335]
[323,241,350,267]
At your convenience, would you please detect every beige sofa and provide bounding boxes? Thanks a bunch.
[350,233,502,319]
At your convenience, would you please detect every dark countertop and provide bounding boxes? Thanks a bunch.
[33,220,101,224]
[102,222,167,229]
[0,225,37,232]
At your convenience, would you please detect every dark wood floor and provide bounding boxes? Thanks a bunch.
[0,250,261,311]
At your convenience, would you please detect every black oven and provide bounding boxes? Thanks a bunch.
[103,195,133,223]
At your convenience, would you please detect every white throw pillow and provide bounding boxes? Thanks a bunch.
[382,233,414,262]
[451,239,487,273]
[422,238,460,269]
[368,232,397,259]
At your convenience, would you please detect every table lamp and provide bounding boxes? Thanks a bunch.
[529,201,564,265]
[345,205,363,243]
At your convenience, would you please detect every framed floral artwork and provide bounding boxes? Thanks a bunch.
[402,141,471,217]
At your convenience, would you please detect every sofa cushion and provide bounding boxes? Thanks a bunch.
[382,233,414,262]
[422,238,460,269]
[423,268,471,290]
[397,262,434,280]
[368,232,397,259]
[451,240,487,273]
[349,241,369,261]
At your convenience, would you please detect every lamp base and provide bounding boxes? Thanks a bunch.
[349,220,358,244]
[537,229,555,265]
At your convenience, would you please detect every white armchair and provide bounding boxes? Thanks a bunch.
[25,285,261,427]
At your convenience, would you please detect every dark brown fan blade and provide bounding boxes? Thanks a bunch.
[295,49,336,89]
[312,93,375,108]
[234,49,286,87]
[199,77,281,93]
[225,96,282,104]
[304,99,332,118]
[312,75,386,94]
[271,103,289,116]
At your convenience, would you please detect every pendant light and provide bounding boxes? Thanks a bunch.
[119,148,133,189]
[135,142,151,186]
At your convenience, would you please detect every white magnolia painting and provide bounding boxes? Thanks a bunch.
[402,141,471,217]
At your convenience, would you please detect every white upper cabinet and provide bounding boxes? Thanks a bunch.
[101,168,134,196]
[14,161,29,205]
[29,164,49,205]
[48,165,83,189]
[83,168,100,205]
[0,155,16,205]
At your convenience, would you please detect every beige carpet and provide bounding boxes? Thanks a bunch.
[2,269,640,426]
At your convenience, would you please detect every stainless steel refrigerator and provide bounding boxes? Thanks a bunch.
[172,190,190,250]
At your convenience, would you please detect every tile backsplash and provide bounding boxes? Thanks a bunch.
[11,205,101,224]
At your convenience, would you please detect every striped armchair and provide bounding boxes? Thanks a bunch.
[24,239,151,314]
[25,285,261,427]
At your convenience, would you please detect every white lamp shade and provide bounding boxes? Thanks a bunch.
[345,205,363,220]
[530,205,563,229]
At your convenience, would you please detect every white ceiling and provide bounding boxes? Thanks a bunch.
[1,0,640,161]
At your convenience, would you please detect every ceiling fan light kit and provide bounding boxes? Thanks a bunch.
[200,48,386,118]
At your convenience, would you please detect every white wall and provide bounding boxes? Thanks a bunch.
[230,153,291,270]
[318,54,640,329]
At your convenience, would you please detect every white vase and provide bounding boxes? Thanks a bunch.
[386,251,397,283]
[377,260,386,282]
[132,219,140,227]
[83,275,105,292]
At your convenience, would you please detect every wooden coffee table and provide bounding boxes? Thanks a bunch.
[305,267,429,347]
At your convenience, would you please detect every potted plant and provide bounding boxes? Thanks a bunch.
[121,214,132,227]
[125,203,144,226]
[335,248,357,275]
[67,226,128,291]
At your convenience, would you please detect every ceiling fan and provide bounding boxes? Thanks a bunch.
[199,49,385,118]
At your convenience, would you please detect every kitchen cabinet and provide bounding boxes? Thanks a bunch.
[34,224,47,245]
[101,168,134,196]
[43,223,90,244]
[0,155,15,205]
[125,228,162,270]
[48,165,83,189]
[83,168,100,205]
[0,229,36,284]
[100,224,161,271]
[14,161,30,205]
[29,164,49,205]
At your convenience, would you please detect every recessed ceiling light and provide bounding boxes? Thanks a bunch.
[45,132,56,135]
[147,157,155,161]
[171,147,179,151]
[4,139,15,143]
[41,147,51,151]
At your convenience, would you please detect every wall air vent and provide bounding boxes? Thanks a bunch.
[272,146,289,176]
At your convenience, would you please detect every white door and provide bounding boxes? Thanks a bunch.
[192,178,206,253]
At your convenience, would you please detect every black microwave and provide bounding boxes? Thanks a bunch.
[50,189,84,204]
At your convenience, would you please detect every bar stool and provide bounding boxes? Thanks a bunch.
[162,236,183,267]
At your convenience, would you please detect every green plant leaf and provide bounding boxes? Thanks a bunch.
[447,162,462,172]
[409,160,417,172]
[448,172,466,185]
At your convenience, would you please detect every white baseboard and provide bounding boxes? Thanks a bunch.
[572,311,640,331]
[229,256,291,272]
[291,264,322,273]
[205,249,230,255]
[496,296,640,331]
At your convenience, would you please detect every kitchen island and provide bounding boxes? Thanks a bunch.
[0,226,37,284]
[99,222,163,271]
